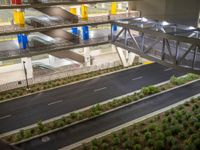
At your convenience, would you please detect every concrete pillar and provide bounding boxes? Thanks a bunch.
[113,45,138,67]
[21,57,33,79]
[49,55,60,65]
[83,47,91,66]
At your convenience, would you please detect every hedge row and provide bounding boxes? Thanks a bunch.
[2,73,199,144]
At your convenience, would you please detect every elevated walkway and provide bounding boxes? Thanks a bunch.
[111,18,200,73]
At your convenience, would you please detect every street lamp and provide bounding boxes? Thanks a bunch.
[23,61,30,90]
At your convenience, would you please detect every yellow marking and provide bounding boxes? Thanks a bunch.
[143,61,154,65]
[0,38,17,42]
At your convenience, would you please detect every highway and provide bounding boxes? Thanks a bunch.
[16,79,200,150]
[0,63,185,133]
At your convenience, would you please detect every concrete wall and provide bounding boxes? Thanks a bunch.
[165,0,200,26]
[130,0,200,26]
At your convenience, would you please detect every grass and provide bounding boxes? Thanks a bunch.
[74,96,200,150]
[1,73,199,144]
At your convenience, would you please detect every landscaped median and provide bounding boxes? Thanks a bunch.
[74,96,200,150]
[0,63,142,102]
[1,73,199,145]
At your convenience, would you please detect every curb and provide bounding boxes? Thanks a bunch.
[62,93,200,150]
[6,77,199,145]
[0,64,144,104]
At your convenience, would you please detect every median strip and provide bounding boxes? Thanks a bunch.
[1,73,199,145]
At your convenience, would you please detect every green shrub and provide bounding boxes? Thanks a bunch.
[37,121,45,133]
[102,142,109,150]
[141,86,159,95]
[133,144,142,150]
[154,140,164,150]
[148,123,156,131]
[171,125,181,135]
[179,132,187,140]
[113,137,120,145]
[166,136,176,146]
[144,132,152,141]
[24,130,32,138]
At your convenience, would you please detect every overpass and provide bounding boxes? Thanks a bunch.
[111,17,200,73]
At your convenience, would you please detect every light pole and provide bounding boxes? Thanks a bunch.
[23,61,29,90]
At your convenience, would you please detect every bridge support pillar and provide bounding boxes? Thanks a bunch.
[21,57,33,79]
[113,45,138,67]
[83,47,91,66]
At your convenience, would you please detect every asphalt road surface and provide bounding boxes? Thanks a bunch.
[0,63,184,133]
[17,79,200,150]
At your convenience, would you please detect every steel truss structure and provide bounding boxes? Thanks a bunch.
[111,17,200,73]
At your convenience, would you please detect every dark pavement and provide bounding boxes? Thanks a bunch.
[0,63,184,133]
[17,79,200,150]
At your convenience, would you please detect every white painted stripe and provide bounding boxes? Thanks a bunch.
[0,115,11,120]
[94,87,107,92]
[164,68,173,72]
[132,76,143,81]
[48,100,63,106]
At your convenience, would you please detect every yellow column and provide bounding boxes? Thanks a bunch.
[81,5,88,20]
[111,2,117,15]
[70,7,77,15]
[13,10,25,27]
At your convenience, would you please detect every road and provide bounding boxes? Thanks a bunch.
[16,79,200,150]
[0,63,184,133]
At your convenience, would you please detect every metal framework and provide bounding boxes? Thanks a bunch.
[111,17,200,73]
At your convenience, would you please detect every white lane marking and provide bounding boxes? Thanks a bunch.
[94,87,107,92]
[48,100,63,106]
[164,68,173,72]
[132,76,143,81]
[0,115,11,120]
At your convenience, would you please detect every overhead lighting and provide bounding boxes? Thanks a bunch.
[188,26,196,30]
[161,21,169,26]
[141,17,148,22]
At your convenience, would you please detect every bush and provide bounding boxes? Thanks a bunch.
[179,132,187,140]
[141,86,159,95]
[171,125,181,135]
[156,132,165,141]
[24,130,32,139]
[113,137,120,145]
[154,140,165,150]
[148,123,156,131]
[37,121,46,133]
[134,144,142,150]
[166,136,176,146]
[144,132,152,141]
[102,142,109,150]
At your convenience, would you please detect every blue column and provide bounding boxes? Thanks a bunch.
[82,26,89,40]
[112,24,117,32]
[17,34,28,49]
[71,27,79,35]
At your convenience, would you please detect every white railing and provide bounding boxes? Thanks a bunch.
[0,60,121,92]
